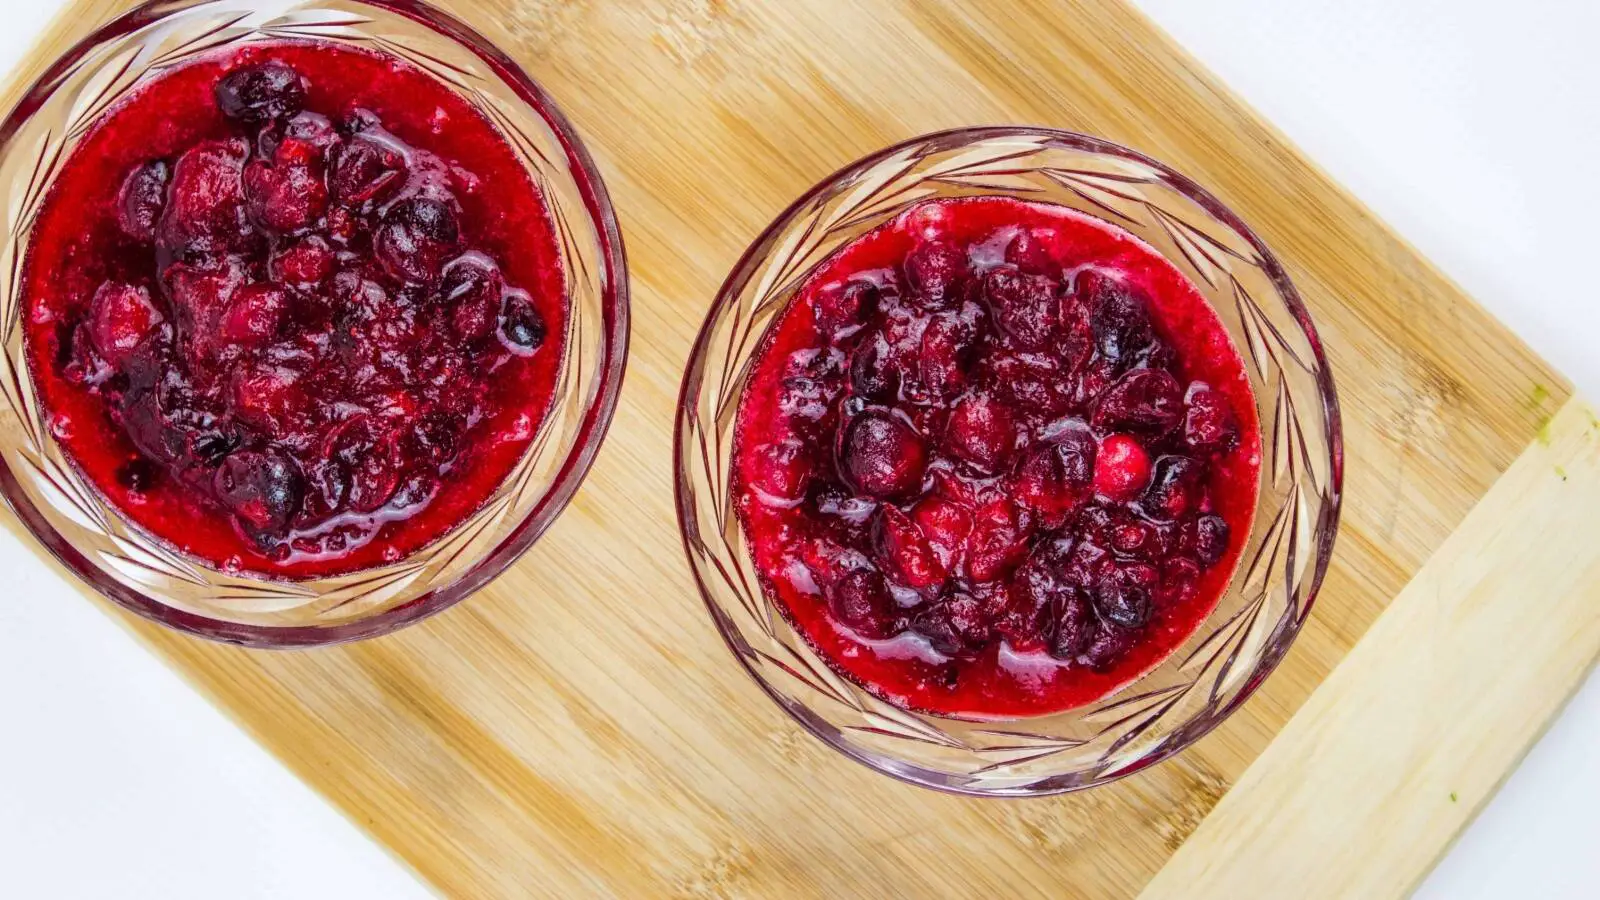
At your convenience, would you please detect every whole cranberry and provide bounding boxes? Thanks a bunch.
[945,391,1017,474]
[440,255,503,343]
[964,497,1031,583]
[214,62,307,123]
[1143,455,1204,521]
[812,279,878,340]
[1014,418,1096,521]
[903,240,966,310]
[330,137,406,206]
[1004,228,1059,277]
[1079,269,1154,363]
[1092,563,1157,629]
[875,504,946,589]
[912,591,991,658]
[849,333,901,402]
[1093,368,1183,434]
[88,282,164,365]
[213,447,303,534]
[159,138,253,256]
[917,307,983,401]
[375,197,461,285]
[1183,384,1240,454]
[984,350,1069,416]
[1093,433,1151,500]
[1181,514,1231,566]
[116,160,169,243]
[983,265,1059,352]
[836,409,927,499]
[499,291,547,354]
[910,495,973,571]
[219,283,288,347]
[745,439,812,503]
[826,568,900,639]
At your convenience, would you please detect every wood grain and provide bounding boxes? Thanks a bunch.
[0,0,1575,897]
[1142,396,1600,899]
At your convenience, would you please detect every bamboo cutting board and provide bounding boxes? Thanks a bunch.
[5,1,1599,897]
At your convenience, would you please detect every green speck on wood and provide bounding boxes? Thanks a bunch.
[1556,465,1569,481]
[1536,417,1554,446]
[1530,384,1551,408]
[1450,792,1459,803]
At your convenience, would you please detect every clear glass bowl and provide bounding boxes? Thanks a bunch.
[675,127,1341,795]
[0,0,628,646]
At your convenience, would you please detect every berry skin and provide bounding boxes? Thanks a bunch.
[1093,433,1151,500]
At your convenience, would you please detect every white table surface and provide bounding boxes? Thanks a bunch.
[1,0,1596,896]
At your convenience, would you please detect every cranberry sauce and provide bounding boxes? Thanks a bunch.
[22,41,566,577]
[733,198,1261,718]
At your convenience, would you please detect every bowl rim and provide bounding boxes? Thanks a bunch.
[0,0,631,647]
[673,124,1343,796]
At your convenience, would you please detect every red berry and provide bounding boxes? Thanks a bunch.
[1092,563,1157,628]
[874,504,946,589]
[219,283,288,347]
[849,333,901,402]
[965,497,1031,583]
[214,62,307,123]
[837,409,927,499]
[1004,228,1059,277]
[903,240,966,310]
[159,138,252,255]
[745,439,812,503]
[916,308,981,402]
[116,160,168,243]
[1143,455,1204,521]
[1094,433,1151,500]
[330,137,405,206]
[911,495,973,569]
[944,390,1017,473]
[1156,557,1202,608]
[1183,384,1241,454]
[213,448,302,535]
[243,155,327,234]
[912,591,991,658]
[826,568,900,639]
[812,279,878,340]
[376,197,461,285]
[1014,418,1096,521]
[983,265,1059,352]
[1093,368,1183,434]
[230,364,302,432]
[1080,269,1154,363]
[1180,514,1231,566]
[1080,623,1133,670]
[269,235,335,288]
[88,282,163,364]
[441,255,503,343]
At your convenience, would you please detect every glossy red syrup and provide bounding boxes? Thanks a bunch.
[23,41,566,577]
[733,197,1261,719]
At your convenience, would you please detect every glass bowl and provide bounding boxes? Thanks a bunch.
[675,127,1341,796]
[0,0,627,646]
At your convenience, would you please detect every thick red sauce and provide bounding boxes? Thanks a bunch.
[733,197,1261,719]
[23,40,566,578]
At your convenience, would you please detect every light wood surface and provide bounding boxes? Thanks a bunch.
[0,0,1583,897]
[1142,395,1600,899]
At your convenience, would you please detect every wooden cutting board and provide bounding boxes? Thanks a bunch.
[6,1,1598,897]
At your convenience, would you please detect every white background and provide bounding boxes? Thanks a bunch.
[1,0,1597,897]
